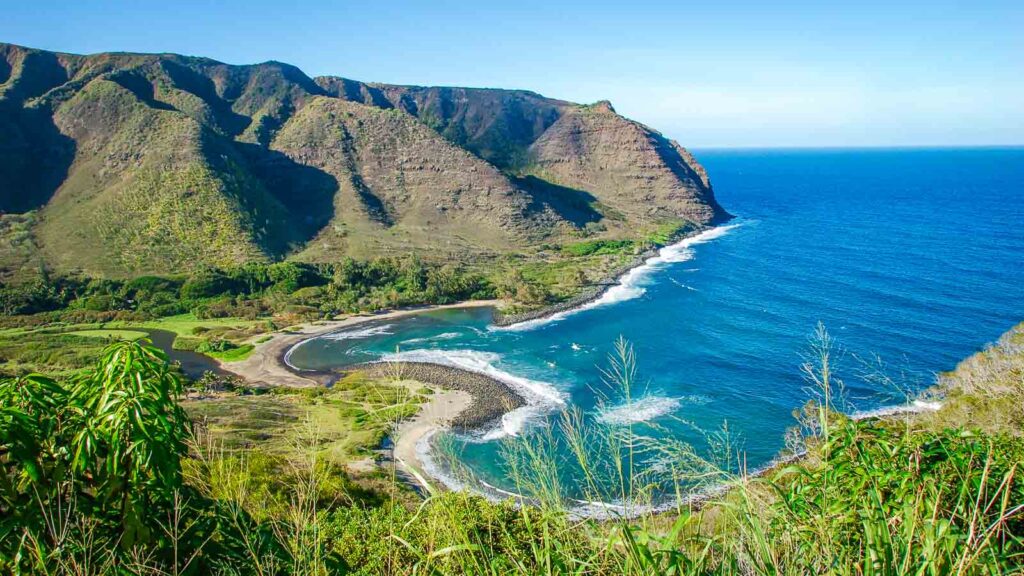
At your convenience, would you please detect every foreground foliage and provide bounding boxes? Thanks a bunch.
[1,325,1023,574]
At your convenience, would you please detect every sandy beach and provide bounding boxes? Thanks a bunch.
[218,299,502,484]
[392,385,473,491]
[221,299,501,388]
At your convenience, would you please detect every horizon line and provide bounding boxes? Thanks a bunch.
[690,143,1024,151]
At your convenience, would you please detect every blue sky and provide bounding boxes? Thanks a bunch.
[4,0,1022,147]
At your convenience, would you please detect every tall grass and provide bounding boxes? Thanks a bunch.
[3,326,1023,574]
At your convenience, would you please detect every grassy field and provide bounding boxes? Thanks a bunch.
[185,373,427,466]
[118,312,270,338]
[63,329,149,341]
[204,343,256,362]
[0,331,110,376]
[0,313,276,375]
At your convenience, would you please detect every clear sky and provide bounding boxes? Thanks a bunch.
[3,0,1022,147]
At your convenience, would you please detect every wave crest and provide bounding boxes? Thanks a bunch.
[379,349,566,438]
[400,332,460,345]
[596,395,681,425]
[320,324,394,340]
[497,223,741,332]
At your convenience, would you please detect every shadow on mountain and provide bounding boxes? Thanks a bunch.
[159,60,252,137]
[0,55,12,85]
[0,104,75,212]
[649,132,706,189]
[515,175,602,228]
[1,49,69,103]
[349,173,394,226]
[235,142,339,250]
[111,72,176,111]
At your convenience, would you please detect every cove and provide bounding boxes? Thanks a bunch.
[285,147,1024,506]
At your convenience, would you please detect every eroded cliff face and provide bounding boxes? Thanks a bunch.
[317,80,728,231]
[270,97,567,261]
[527,102,725,228]
[0,42,728,277]
[316,77,569,170]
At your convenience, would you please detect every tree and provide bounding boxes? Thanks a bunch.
[68,340,191,546]
[0,373,69,527]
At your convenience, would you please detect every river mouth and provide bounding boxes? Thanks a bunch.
[144,329,226,379]
[286,148,1024,509]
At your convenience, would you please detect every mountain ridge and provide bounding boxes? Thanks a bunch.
[0,42,729,278]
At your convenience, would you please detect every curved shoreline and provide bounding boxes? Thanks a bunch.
[221,300,502,389]
[492,220,735,328]
[220,294,947,518]
[492,250,660,327]
[355,361,526,429]
[218,300,531,488]
[219,225,745,501]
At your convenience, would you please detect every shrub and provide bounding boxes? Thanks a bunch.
[181,269,237,299]
[562,238,634,256]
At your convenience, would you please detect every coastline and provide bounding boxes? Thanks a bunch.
[215,264,950,517]
[492,220,735,328]
[392,386,473,492]
[217,225,744,498]
[492,247,663,327]
[218,299,527,486]
[220,299,502,388]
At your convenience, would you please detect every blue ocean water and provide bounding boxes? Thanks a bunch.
[287,148,1024,504]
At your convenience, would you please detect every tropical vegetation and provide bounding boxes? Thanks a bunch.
[1,322,1021,574]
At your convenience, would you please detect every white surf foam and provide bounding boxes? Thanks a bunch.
[282,339,308,370]
[319,324,394,340]
[379,348,566,439]
[496,223,741,332]
[283,324,395,369]
[400,332,461,345]
[596,395,682,425]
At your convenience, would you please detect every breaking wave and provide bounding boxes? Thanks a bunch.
[596,395,682,425]
[851,399,942,420]
[400,332,461,345]
[320,324,394,340]
[378,348,566,439]
[496,223,741,332]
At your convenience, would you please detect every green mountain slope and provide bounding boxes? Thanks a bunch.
[271,97,569,261]
[316,78,568,169]
[0,42,728,279]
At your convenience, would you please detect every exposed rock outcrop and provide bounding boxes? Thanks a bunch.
[0,42,728,278]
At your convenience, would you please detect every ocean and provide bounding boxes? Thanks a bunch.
[285,147,1024,509]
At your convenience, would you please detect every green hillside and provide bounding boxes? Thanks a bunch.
[0,42,729,280]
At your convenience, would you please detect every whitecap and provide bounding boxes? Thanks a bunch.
[670,278,698,291]
[400,332,461,345]
[320,324,394,341]
[678,394,711,405]
[495,222,741,332]
[596,395,681,425]
[851,399,943,420]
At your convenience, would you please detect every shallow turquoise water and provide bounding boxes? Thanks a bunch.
[287,148,1024,505]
